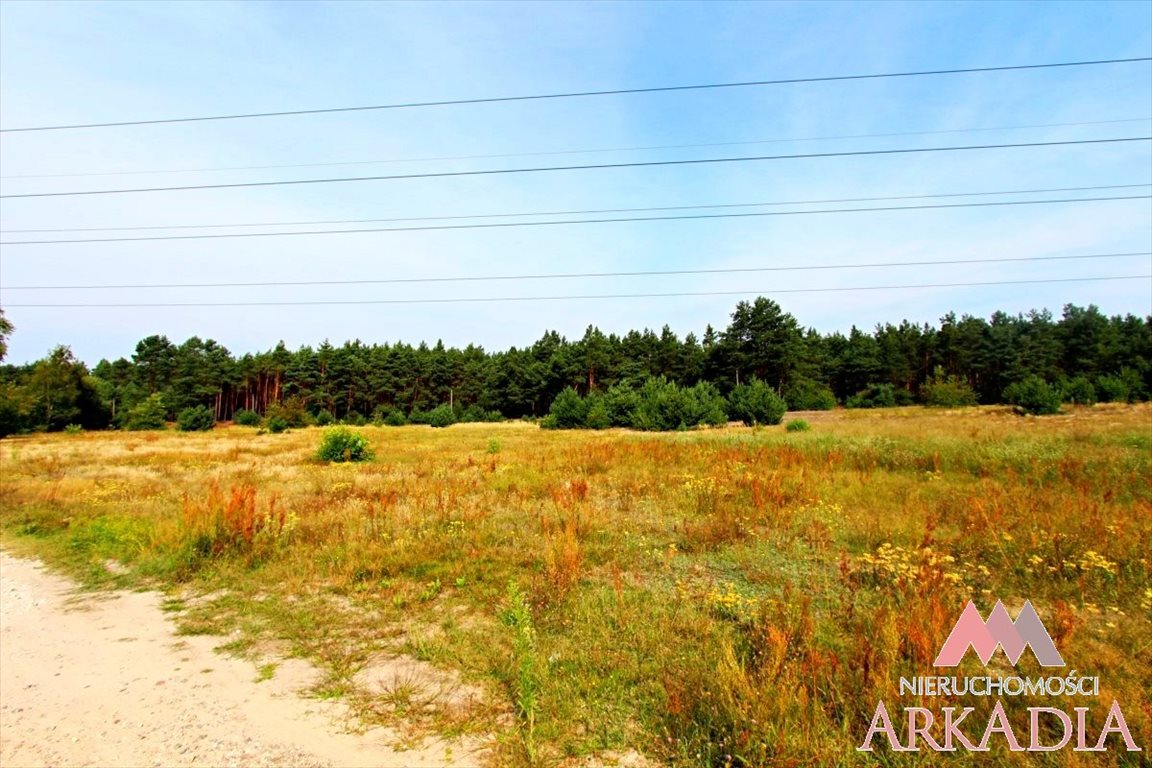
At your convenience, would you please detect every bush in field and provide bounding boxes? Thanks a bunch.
[785,419,810,432]
[63,423,83,434]
[584,394,611,430]
[1061,376,1097,406]
[426,404,457,428]
[602,384,642,427]
[631,378,727,431]
[314,410,335,426]
[783,379,837,411]
[123,393,168,430]
[343,411,367,426]
[233,409,261,426]
[374,406,408,426]
[176,405,215,431]
[845,383,898,409]
[543,388,588,429]
[266,415,290,433]
[1094,374,1130,403]
[459,404,503,423]
[1003,376,1062,415]
[316,427,374,462]
[727,378,787,426]
[544,379,726,431]
[921,367,978,407]
[265,397,310,428]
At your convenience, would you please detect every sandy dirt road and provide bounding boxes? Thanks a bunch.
[0,551,485,768]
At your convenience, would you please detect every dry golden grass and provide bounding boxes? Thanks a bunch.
[1,405,1149,766]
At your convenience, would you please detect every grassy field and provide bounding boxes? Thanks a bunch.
[1,406,1149,766]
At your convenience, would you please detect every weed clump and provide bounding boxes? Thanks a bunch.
[181,483,293,564]
[499,581,540,763]
[785,418,810,432]
[316,427,374,462]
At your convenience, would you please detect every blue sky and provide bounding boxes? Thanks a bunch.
[0,0,1149,365]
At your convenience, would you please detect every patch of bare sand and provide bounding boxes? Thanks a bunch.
[0,552,488,767]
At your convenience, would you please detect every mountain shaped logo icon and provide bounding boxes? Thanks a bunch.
[934,600,1065,667]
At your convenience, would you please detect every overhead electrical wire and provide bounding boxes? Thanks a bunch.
[2,252,1145,292]
[3,117,1147,180]
[1,194,1146,245]
[1,56,1147,133]
[4,276,1147,308]
[2,137,1148,199]
[3,183,1147,234]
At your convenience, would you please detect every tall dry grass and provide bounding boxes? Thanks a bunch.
[0,405,1148,766]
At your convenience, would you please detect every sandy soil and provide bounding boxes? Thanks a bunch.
[0,551,486,768]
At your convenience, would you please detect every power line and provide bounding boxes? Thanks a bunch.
[4,117,1147,180]
[4,276,1146,308]
[3,137,1148,199]
[1,195,1146,245]
[3,252,1145,292]
[2,57,1148,133]
[4,183,1146,234]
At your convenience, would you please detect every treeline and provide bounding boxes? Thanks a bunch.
[0,298,1148,435]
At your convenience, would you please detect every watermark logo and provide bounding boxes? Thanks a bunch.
[856,598,1142,754]
[934,600,1064,667]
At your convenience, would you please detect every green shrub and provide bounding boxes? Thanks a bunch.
[1061,376,1097,406]
[585,394,611,430]
[343,411,367,426]
[427,404,457,428]
[1003,376,1062,415]
[684,382,729,428]
[123,393,168,430]
[176,405,216,431]
[233,409,261,426]
[545,380,727,431]
[921,367,978,407]
[630,378,727,431]
[785,419,810,432]
[602,384,642,427]
[63,423,83,435]
[266,415,290,433]
[375,406,408,426]
[845,383,898,409]
[727,378,787,426]
[544,388,588,429]
[265,397,310,428]
[459,405,503,423]
[314,410,335,426]
[784,379,837,411]
[1094,374,1130,404]
[316,427,374,462]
